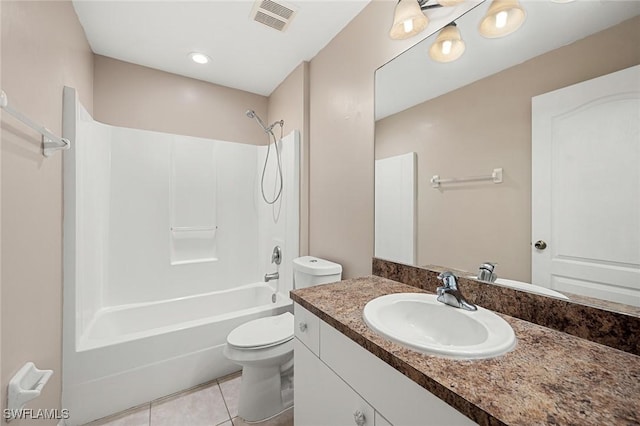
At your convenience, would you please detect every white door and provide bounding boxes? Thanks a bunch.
[374,152,417,264]
[532,65,640,307]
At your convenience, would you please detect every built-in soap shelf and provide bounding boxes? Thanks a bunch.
[6,362,53,421]
[170,226,218,265]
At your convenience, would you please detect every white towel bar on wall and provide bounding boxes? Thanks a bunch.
[0,89,70,157]
[431,168,503,188]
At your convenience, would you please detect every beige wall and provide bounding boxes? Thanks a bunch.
[268,62,310,255]
[375,16,640,281]
[1,1,94,424]
[94,55,268,145]
[0,0,3,412]
[308,0,423,278]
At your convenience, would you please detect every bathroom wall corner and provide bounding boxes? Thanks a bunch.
[267,61,310,257]
[307,0,424,279]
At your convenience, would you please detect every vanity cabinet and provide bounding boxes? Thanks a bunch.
[294,303,475,426]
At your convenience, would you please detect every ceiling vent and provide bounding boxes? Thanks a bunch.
[250,0,298,32]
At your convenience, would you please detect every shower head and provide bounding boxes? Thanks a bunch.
[246,109,284,134]
[245,109,269,132]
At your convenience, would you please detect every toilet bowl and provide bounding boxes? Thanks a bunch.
[223,312,294,422]
[223,256,342,422]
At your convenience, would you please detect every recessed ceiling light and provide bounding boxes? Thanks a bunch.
[189,52,210,64]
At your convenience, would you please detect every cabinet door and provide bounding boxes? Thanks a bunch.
[294,338,374,426]
[294,303,320,356]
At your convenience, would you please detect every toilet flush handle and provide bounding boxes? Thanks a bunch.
[298,322,307,332]
[353,410,366,426]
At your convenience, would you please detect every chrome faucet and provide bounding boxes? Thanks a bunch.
[265,246,281,283]
[477,262,497,283]
[436,272,477,311]
[264,272,279,282]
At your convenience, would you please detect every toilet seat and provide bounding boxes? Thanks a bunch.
[227,312,294,350]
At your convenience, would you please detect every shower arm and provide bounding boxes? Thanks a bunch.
[246,110,284,134]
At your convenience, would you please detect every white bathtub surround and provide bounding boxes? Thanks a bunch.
[62,87,300,425]
[170,138,219,265]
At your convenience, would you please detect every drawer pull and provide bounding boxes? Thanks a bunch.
[299,322,308,332]
[353,410,365,426]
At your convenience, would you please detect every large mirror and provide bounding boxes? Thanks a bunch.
[374,0,640,310]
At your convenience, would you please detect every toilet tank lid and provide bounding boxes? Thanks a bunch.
[293,256,342,276]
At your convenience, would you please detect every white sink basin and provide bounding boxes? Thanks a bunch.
[363,293,516,359]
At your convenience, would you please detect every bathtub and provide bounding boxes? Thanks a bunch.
[63,283,292,425]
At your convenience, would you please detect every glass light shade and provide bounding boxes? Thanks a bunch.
[429,24,465,63]
[478,0,526,38]
[389,0,429,40]
[437,0,465,6]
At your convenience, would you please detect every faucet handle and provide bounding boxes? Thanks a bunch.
[437,271,458,289]
[480,262,496,272]
[437,271,455,280]
[478,262,498,283]
[271,246,282,265]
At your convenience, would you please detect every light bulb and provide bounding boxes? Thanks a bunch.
[479,0,526,38]
[429,24,465,63]
[189,52,210,65]
[495,10,508,28]
[403,19,414,34]
[442,40,452,55]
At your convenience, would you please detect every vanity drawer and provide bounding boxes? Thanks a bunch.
[294,303,320,356]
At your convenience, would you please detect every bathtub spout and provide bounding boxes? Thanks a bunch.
[264,272,279,282]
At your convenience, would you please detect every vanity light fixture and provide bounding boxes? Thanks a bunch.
[189,52,211,65]
[478,0,526,38]
[429,22,465,63]
[389,0,526,41]
[389,0,466,40]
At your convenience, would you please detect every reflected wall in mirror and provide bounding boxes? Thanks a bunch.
[374,0,640,308]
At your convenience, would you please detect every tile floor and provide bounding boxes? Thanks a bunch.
[84,372,293,426]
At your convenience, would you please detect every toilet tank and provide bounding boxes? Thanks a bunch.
[293,256,342,289]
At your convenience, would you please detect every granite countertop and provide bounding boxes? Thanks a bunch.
[290,276,640,426]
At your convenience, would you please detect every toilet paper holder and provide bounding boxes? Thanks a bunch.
[6,362,53,421]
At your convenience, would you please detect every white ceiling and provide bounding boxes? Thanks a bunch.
[376,0,640,120]
[73,0,370,96]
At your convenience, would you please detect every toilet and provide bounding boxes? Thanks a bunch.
[223,256,342,422]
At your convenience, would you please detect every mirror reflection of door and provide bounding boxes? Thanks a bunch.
[532,65,640,307]
[375,152,417,265]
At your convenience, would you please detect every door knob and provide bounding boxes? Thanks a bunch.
[534,240,547,250]
[353,410,365,426]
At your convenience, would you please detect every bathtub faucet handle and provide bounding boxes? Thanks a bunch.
[271,246,282,265]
